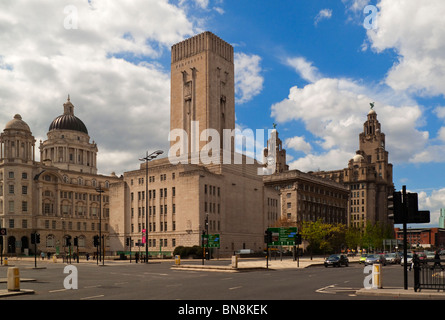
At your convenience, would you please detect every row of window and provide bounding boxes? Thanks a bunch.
[5,219,109,232]
[131,204,175,217]
[131,187,176,201]
[131,172,176,186]
[132,221,175,233]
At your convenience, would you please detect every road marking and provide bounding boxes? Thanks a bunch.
[229,286,242,290]
[49,288,68,293]
[80,294,105,300]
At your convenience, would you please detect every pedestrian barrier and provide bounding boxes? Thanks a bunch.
[414,258,445,292]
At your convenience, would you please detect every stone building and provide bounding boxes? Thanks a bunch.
[310,107,394,229]
[108,32,280,257]
[0,98,119,256]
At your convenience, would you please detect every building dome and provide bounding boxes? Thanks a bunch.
[352,154,364,163]
[48,96,88,134]
[5,114,31,132]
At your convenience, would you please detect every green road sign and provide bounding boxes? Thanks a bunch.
[202,234,220,248]
[267,227,298,246]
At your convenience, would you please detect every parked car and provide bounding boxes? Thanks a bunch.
[384,253,401,264]
[364,254,386,266]
[359,254,368,264]
[401,253,413,266]
[324,254,349,267]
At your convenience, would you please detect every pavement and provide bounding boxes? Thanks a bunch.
[1,255,444,299]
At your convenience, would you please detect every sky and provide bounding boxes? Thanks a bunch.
[1,0,445,227]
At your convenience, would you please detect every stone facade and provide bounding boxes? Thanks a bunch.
[0,100,119,256]
[310,108,394,229]
[109,31,281,257]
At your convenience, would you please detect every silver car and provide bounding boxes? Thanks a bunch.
[384,253,401,264]
[364,254,386,266]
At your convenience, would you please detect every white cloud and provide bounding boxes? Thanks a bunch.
[284,136,312,154]
[0,0,197,175]
[234,52,264,104]
[366,0,445,97]
[314,9,332,25]
[271,76,430,170]
[418,189,445,227]
[287,149,352,173]
[286,57,322,83]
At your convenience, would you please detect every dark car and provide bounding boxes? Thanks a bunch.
[324,254,349,267]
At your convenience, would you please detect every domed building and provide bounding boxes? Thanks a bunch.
[40,96,98,174]
[311,106,394,229]
[0,97,120,257]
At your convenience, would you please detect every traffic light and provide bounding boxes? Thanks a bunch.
[389,188,430,224]
[388,191,402,223]
[74,236,78,247]
[126,237,131,246]
[31,233,40,244]
[406,192,430,223]
[264,229,272,244]
[65,236,72,246]
[295,234,302,245]
[93,235,99,247]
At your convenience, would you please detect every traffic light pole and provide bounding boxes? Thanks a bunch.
[34,234,37,268]
[402,185,408,290]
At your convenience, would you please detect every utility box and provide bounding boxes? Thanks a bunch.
[175,255,181,265]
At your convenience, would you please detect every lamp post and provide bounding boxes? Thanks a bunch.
[139,150,163,264]
[95,185,104,266]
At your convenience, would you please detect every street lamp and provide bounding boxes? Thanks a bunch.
[139,150,163,264]
[96,185,104,266]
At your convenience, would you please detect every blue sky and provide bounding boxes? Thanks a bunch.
[1,0,444,226]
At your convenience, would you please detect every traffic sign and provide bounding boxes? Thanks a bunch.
[0,228,6,236]
[267,227,298,245]
[202,234,220,248]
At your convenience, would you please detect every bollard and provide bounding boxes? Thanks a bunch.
[175,255,181,265]
[4,257,8,266]
[7,267,20,291]
[53,255,57,263]
[372,263,382,289]
[231,255,238,268]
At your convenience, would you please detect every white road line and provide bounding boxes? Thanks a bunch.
[229,286,242,290]
[49,288,68,293]
[80,294,105,300]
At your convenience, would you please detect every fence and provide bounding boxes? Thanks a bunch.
[414,258,445,292]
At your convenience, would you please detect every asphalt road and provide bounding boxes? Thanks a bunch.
[0,258,418,301]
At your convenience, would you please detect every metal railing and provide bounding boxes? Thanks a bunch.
[414,258,445,292]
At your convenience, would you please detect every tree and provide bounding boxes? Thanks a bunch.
[300,219,347,258]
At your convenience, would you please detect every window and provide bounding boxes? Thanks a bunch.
[9,185,14,194]
[22,201,28,212]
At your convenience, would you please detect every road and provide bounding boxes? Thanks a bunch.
[0,257,422,301]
